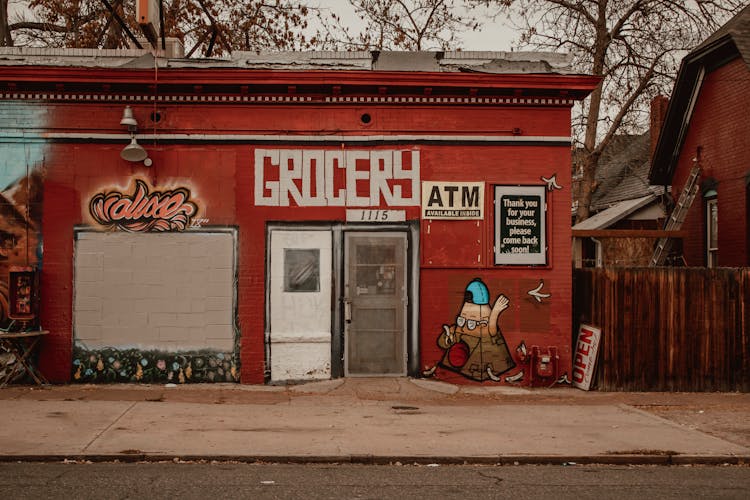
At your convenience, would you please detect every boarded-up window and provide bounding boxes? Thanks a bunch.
[74,231,235,352]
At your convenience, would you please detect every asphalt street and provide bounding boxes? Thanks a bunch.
[1,463,749,499]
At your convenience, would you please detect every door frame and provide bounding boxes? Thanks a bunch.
[265,221,419,381]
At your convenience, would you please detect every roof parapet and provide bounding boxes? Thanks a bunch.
[0,48,574,74]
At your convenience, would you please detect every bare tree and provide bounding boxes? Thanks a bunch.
[2,0,318,54]
[319,0,480,50]
[478,0,745,222]
[1,0,13,45]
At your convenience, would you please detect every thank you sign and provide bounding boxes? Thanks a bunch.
[421,181,484,220]
[494,185,546,265]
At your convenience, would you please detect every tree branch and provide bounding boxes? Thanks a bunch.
[594,50,665,156]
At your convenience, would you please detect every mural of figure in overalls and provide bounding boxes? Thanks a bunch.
[436,278,516,382]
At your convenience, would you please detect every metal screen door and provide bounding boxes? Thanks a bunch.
[344,232,407,376]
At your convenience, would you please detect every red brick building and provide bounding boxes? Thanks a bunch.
[0,49,596,386]
[650,6,750,267]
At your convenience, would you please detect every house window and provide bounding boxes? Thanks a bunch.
[706,197,718,267]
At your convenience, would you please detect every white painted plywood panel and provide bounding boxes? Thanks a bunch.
[74,231,235,351]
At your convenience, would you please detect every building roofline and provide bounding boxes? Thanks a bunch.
[649,6,749,185]
[0,65,601,100]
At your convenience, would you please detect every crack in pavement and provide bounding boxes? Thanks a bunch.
[81,401,137,453]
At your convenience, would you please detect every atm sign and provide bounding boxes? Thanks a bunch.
[421,182,484,220]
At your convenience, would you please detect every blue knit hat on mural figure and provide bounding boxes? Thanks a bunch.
[464,278,490,305]
[434,278,516,382]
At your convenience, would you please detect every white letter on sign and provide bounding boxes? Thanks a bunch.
[345,150,370,206]
[254,148,279,206]
[393,150,420,206]
[279,150,303,207]
[324,151,346,206]
[255,149,420,207]
[302,150,326,206]
[370,150,393,206]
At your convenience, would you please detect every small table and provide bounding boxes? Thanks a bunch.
[0,330,49,387]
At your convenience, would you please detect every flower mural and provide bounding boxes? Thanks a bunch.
[71,346,239,384]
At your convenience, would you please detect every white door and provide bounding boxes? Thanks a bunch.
[269,230,332,381]
[344,232,407,376]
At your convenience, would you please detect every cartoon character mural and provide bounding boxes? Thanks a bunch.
[432,278,516,382]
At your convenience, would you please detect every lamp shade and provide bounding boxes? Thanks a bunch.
[120,105,138,128]
[121,137,148,162]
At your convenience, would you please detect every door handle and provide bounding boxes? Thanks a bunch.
[343,298,352,324]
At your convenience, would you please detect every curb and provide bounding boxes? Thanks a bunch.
[1,454,748,466]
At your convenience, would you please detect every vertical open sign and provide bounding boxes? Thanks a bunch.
[572,324,601,391]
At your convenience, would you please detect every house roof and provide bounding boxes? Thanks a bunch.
[590,133,656,212]
[573,194,658,230]
[649,5,750,185]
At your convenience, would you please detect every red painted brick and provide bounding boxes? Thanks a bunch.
[17,77,589,385]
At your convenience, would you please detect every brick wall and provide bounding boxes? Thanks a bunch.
[26,98,577,384]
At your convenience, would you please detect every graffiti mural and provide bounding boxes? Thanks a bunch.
[426,278,516,382]
[72,345,239,383]
[0,135,44,381]
[0,171,43,330]
[89,179,198,232]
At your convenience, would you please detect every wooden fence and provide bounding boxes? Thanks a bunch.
[573,268,750,392]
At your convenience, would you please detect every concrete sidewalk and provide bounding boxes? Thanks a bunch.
[1,378,748,465]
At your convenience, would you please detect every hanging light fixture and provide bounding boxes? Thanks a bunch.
[119,106,149,164]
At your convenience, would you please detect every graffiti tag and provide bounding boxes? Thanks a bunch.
[189,218,210,228]
[89,179,198,232]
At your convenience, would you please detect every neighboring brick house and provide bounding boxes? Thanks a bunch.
[649,5,750,267]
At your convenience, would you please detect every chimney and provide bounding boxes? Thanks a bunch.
[131,37,185,58]
[650,95,669,159]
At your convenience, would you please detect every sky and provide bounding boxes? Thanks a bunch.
[313,0,518,51]
[7,0,518,52]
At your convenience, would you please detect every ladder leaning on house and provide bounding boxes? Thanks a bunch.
[650,165,701,266]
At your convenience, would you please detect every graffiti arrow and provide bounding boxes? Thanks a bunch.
[541,173,562,191]
[505,369,524,383]
[527,280,551,303]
